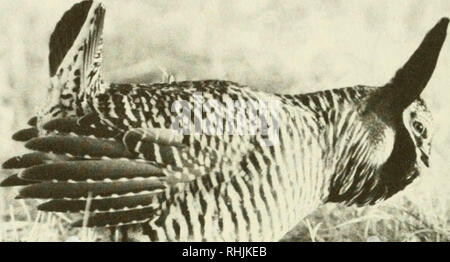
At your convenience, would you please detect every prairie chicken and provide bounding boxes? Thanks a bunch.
[1,1,448,241]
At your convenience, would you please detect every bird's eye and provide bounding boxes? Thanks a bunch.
[412,121,425,136]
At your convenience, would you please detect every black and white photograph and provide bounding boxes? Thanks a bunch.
[0,0,449,245]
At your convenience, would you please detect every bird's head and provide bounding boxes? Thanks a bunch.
[376,17,448,181]
[367,17,448,204]
[364,17,447,203]
[403,98,433,170]
[328,18,447,206]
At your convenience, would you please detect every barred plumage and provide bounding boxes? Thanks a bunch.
[1,1,447,241]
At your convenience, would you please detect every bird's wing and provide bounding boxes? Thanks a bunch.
[2,113,257,227]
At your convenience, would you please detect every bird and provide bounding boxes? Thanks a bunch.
[1,0,448,241]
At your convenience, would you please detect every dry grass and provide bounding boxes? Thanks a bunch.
[0,0,449,242]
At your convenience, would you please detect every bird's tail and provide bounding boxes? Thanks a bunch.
[41,0,106,124]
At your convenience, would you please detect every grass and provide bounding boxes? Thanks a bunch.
[1,186,448,242]
[0,197,113,242]
[1,0,449,242]
[283,199,450,242]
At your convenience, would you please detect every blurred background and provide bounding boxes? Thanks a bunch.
[0,0,449,241]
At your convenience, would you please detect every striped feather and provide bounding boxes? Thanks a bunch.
[19,160,163,181]
[2,152,71,169]
[25,135,133,158]
[42,114,119,138]
[0,174,39,187]
[71,207,155,227]
[38,193,156,212]
[124,128,184,147]
[12,127,39,142]
[17,178,165,199]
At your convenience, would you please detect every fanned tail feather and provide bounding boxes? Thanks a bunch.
[49,0,105,86]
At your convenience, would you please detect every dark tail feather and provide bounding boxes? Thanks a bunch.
[17,178,165,199]
[38,193,156,212]
[71,207,155,227]
[49,0,94,77]
[12,127,38,142]
[19,160,163,181]
[43,115,119,138]
[47,1,105,122]
[2,152,71,169]
[25,135,134,159]
[27,116,38,127]
[0,174,39,187]
[43,117,84,134]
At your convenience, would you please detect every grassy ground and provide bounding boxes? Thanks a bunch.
[0,0,449,241]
